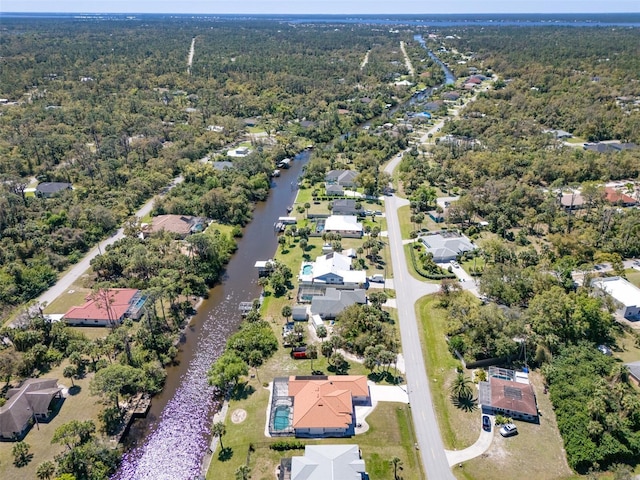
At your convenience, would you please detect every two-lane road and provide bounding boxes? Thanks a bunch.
[384,148,456,480]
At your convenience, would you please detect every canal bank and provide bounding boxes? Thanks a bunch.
[114,151,309,480]
[116,37,457,480]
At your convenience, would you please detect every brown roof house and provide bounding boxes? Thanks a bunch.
[478,367,538,422]
[145,214,205,239]
[269,375,370,438]
[63,288,146,327]
[604,187,637,207]
[0,378,62,440]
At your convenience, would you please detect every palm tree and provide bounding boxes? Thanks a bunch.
[36,461,56,480]
[235,465,251,480]
[390,456,403,480]
[450,372,473,399]
[212,421,226,450]
[304,202,310,218]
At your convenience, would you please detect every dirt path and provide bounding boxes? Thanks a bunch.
[400,41,415,76]
[360,49,370,70]
[187,37,196,74]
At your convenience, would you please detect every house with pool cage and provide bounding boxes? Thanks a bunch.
[269,375,370,438]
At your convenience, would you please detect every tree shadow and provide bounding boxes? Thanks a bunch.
[218,446,234,462]
[68,385,82,396]
[368,371,404,385]
[451,393,477,412]
[230,383,255,401]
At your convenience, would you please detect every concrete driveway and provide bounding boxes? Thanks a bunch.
[445,415,494,466]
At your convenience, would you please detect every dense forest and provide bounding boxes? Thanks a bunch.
[0,18,416,320]
[413,26,640,474]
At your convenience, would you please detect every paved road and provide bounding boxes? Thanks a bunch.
[384,148,455,479]
[30,176,184,312]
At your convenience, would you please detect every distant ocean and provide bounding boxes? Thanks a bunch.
[1,12,640,27]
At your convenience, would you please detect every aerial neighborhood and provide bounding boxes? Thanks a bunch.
[0,10,639,480]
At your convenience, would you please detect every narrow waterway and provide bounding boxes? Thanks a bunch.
[114,37,455,480]
[114,152,308,480]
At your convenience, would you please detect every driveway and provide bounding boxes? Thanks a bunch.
[445,415,494,466]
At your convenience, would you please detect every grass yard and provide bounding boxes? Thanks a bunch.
[206,369,422,480]
[0,363,106,480]
[625,268,640,288]
[42,288,92,315]
[415,295,477,450]
[415,296,574,480]
[455,371,574,480]
[404,244,445,284]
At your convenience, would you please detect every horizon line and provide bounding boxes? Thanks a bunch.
[2,11,640,15]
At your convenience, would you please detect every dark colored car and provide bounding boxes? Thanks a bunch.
[482,415,492,432]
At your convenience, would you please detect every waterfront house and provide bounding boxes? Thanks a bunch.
[144,214,205,239]
[331,199,359,216]
[325,170,358,187]
[0,379,62,440]
[63,289,146,327]
[288,375,369,437]
[324,215,363,238]
[298,252,367,292]
[310,288,367,319]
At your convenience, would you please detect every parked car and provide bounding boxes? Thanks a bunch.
[499,423,518,437]
[369,274,385,283]
[450,260,460,268]
[482,415,491,432]
[597,344,613,356]
[291,347,307,359]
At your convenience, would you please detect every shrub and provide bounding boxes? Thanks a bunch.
[270,440,306,451]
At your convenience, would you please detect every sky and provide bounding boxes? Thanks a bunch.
[1,0,639,14]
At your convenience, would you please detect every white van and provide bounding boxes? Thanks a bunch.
[369,274,385,283]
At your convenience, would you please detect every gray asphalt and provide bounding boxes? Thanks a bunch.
[384,150,456,480]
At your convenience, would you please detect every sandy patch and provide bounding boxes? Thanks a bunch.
[231,408,247,424]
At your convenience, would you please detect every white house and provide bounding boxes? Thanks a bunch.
[324,215,363,238]
[298,252,367,289]
[283,444,368,480]
[592,277,640,320]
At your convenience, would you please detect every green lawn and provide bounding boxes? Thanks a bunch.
[404,244,445,284]
[43,289,92,315]
[0,364,105,480]
[415,295,477,450]
[415,295,574,479]
[206,374,423,480]
[625,268,640,288]
[456,371,574,480]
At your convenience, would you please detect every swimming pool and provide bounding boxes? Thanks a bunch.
[273,405,290,430]
[302,264,313,275]
[134,296,147,308]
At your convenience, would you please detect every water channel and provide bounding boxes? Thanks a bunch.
[114,152,309,480]
[114,34,455,480]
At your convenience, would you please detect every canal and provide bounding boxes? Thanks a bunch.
[114,34,456,480]
[114,152,309,480]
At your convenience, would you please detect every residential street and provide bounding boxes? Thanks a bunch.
[27,176,184,315]
[384,149,456,480]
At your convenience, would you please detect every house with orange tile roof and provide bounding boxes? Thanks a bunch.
[604,187,637,207]
[63,288,146,327]
[270,375,370,438]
